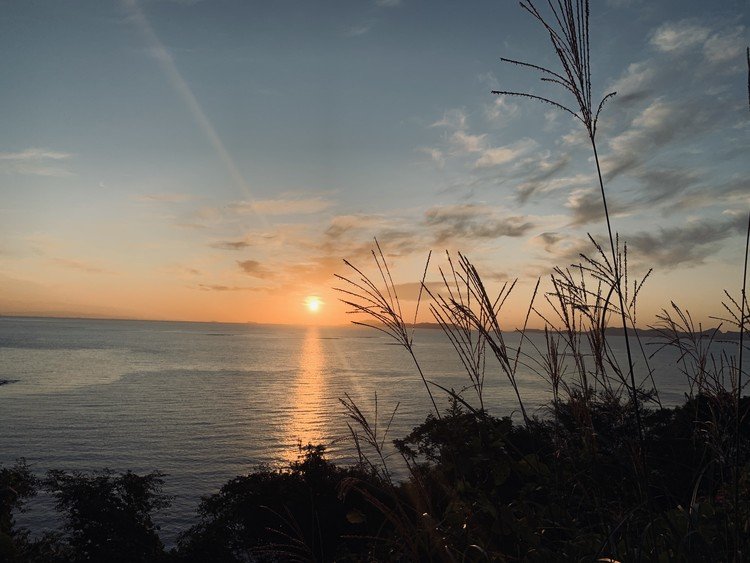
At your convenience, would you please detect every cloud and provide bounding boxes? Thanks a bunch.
[0,147,74,177]
[703,26,746,63]
[324,214,393,240]
[313,213,426,263]
[627,216,747,268]
[484,96,519,124]
[375,0,400,6]
[424,204,534,244]
[210,237,255,250]
[533,232,565,253]
[391,281,446,301]
[228,196,333,216]
[670,176,750,212]
[431,109,468,130]
[565,189,616,227]
[237,259,273,279]
[0,149,72,161]
[474,139,535,168]
[565,166,745,226]
[514,155,572,203]
[650,20,709,53]
[132,192,193,203]
[566,167,703,227]
[631,168,701,207]
[607,61,656,104]
[198,284,255,292]
[345,23,373,37]
[164,265,203,277]
[149,0,205,4]
[52,258,112,274]
[451,130,486,153]
[417,147,445,168]
[530,231,589,264]
[175,206,223,230]
[602,98,713,180]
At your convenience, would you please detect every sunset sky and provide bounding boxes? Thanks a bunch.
[0,0,748,326]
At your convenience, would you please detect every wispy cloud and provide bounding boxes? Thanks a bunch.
[391,281,446,301]
[237,259,273,279]
[132,192,194,203]
[484,96,519,124]
[650,20,709,53]
[0,149,72,161]
[210,237,254,250]
[514,155,572,203]
[324,213,395,240]
[52,258,112,274]
[228,196,333,216]
[417,147,445,168]
[474,139,536,169]
[345,23,373,37]
[175,206,223,230]
[162,265,203,277]
[602,98,713,181]
[428,106,536,174]
[431,108,468,130]
[451,130,486,153]
[630,168,701,208]
[198,284,256,292]
[565,189,610,227]
[424,204,534,244]
[627,216,747,268]
[0,147,74,177]
[703,26,746,63]
[607,61,656,104]
[530,231,589,264]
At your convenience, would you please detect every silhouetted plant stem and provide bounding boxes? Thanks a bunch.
[492,0,646,458]
[591,137,644,455]
[336,242,441,420]
[734,48,750,558]
[408,348,440,420]
[734,211,749,560]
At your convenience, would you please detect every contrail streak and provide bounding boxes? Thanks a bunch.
[122,0,266,227]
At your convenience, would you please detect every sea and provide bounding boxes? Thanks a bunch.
[0,316,742,545]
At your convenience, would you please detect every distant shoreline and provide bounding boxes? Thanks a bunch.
[412,322,744,340]
[1,315,741,340]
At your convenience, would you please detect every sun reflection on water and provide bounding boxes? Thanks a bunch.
[284,327,327,461]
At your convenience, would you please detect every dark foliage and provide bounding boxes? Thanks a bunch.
[176,444,388,562]
[43,469,171,563]
[0,460,38,562]
[2,394,750,561]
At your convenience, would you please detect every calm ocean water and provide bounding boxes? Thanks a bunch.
[0,316,736,544]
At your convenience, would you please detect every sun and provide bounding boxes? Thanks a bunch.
[305,296,322,313]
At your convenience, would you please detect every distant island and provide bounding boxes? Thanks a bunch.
[410,322,744,340]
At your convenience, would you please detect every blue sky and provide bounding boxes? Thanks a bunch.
[0,0,748,325]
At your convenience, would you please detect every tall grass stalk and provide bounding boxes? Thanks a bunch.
[424,251,490,411]
[732,48,750,551]
[736,47,750,555]
[734,211,749,558]
[492,0,645,457]
[432,253,533,423]
[335,240,440,420]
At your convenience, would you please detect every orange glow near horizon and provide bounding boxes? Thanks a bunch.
[0,258,734,330]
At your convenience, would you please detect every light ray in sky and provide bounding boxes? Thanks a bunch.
[122,0,267,228]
